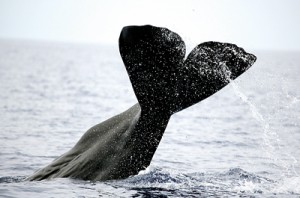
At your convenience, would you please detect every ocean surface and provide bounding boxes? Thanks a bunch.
[0,39,299,197]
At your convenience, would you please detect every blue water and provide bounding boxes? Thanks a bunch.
[0,40,299,197]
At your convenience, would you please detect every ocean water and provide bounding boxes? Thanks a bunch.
[0,39,299,197]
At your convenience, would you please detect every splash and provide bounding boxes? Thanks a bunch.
[112,167,282,196]
[228,75,299,179]
[218,61,298,180]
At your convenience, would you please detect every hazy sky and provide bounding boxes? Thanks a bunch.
[0,0,299,50]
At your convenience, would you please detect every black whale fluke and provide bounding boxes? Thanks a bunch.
[119,25,256,114]
[27,25,257,181]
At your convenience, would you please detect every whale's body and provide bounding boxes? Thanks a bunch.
[27,25,256,181]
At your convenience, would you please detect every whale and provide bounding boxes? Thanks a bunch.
[27,25,257,181]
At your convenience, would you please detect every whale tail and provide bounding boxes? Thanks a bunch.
[119,25,256,115]
[27,25,257,182]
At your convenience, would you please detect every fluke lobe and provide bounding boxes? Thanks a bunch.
[27,25,257,181]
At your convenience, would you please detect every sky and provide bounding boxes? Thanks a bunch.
[0,0,300,50]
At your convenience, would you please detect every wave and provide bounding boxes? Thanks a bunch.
[0,176,26,183]
[1,167,299,197]
[111,167,300,197]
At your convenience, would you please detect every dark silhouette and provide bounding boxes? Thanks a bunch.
[27,25,256,181]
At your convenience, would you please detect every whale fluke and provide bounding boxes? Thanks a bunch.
[119,25,256,114]
[27,25,257,181]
